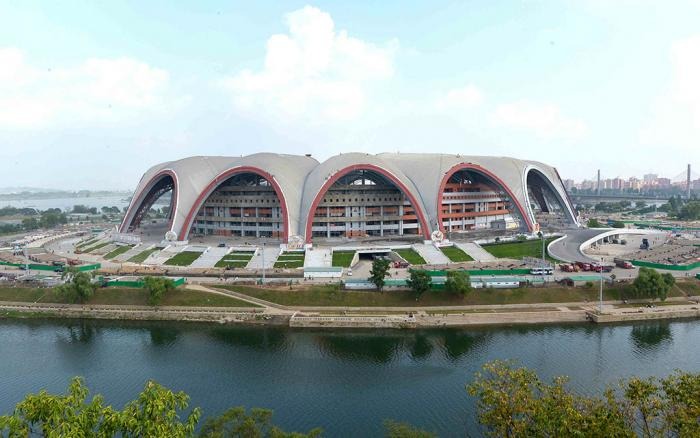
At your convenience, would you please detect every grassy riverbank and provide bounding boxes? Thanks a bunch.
[218,281,691,307]
[0,287,258,307]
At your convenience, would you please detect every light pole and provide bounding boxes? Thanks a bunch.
[599,257,604,314]
[537,231,545,264]
[261,241,266,285]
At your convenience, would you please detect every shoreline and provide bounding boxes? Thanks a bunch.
[2,299,699,329]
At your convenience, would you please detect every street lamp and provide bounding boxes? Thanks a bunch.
[261,241,266,285]
[537,231,545,264]
[599,257,604,314]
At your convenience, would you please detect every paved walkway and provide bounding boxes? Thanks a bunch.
[412,243,450,264]
[305,247,332,268]
[113,244,149,262]
[455,242,496,261]
[247,246,279,269]
[190,246,227,268]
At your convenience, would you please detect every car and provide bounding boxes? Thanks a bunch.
[217,243,226,248]
[347,268,353,276]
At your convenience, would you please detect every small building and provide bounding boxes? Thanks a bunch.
[303,267,343,279]
[471,276,522,289]
[560,275,611,287]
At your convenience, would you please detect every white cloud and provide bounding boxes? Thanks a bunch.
[640,35,700,156]
[0,48,171,128]
[435,85,483,110]
[222,5,397,122]
[492,100,587,139]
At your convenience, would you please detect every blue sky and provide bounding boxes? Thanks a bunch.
[1,1,699,189]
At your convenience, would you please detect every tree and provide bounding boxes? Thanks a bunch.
[55,268,97,304]
[0,377,120,436]
[119,380,200,437]
[383,420,436,438]
[144,276,176,306]
[611,220,625,228]
[444,270,471,296]
[369,258,391,292]
[587,218,602,228]
[632,267,674,301]
[467,360,700,437]
[199,407,321,437]
[406,269,431,301]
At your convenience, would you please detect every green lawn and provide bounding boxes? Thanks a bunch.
[79,242,110,254]
[0,286,258,307]
[273,251,305,269]
[394,248,426,265]
[440,245,474,262]
[103,245,134,260]
[332,251,355,267]
[215,251,255,269]
[218,282,685,307]
[482,238,557,260]
[164,251,203,266]
[75,238,97,249]
[127,247,159,264]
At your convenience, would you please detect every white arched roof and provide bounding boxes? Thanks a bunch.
[121,152,577,242]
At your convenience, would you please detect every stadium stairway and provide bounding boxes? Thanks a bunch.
[304,247,332,268]
[247,246,279,269]
[454,242,496,262]
[412,243,450,265]
[190,246,229,268]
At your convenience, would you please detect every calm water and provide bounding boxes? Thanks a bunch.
[1,318,699,437]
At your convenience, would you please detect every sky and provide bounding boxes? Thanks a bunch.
[1,0,699,190]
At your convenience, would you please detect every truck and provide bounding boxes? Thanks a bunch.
[575,261,592,271]
[559,263,577,272]
[640,238,650,250]
[614,258,634,269]
[592,264,614,273]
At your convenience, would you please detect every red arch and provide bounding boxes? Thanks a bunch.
[179,166,289,242]
[119,169,178,233]
[437,163,533,233]
[304,164,431,243]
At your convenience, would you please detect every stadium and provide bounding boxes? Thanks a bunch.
[118,153,578,246]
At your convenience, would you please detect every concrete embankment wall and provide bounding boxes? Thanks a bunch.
[290,310,588,328]
[590,308,700,323]
[0,302,289,326]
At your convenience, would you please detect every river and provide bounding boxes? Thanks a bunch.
[1,318,699,437]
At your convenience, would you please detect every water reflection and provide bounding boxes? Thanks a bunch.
[149,326,179,346]
[440,330,487,361]
[317,333,403,363]
[630,322,673,351]
[409,333,433,360]
[57,321,98,344]
[210,327,287,351]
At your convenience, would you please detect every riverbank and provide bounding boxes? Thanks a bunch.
[2,292,698,328]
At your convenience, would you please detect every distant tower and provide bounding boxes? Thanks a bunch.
[688,164,692,199]
[596,169,601,196]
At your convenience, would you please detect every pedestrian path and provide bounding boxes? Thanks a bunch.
[145,245,180,265]
[412,243,450,265]
[113,244,150,262]
[304,247,332,268]
[190,246,228,268]
[455,242,496,262]
[247,246,279,269]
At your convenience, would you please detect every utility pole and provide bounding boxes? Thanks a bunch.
[261,241,266,284]
[599,257,604,314]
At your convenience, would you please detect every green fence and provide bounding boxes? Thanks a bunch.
[419,268,532,277]
[104,277,185,288]
[631,260,700,271]
[0,261,101,271]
